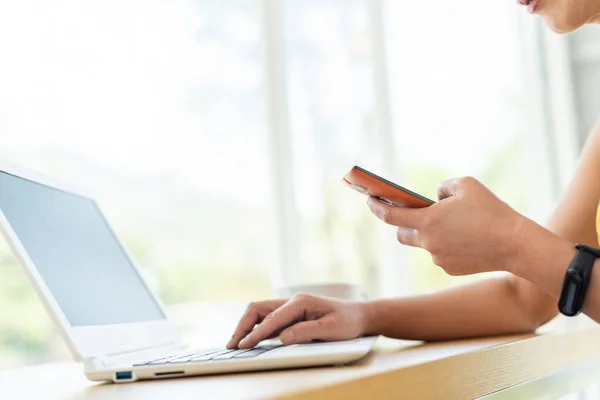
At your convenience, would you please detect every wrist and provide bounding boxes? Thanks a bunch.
[505,214,528,274]
[511,219,576,294]
[357,299,380,336]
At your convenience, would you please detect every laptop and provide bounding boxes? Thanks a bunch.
[0,160,375,383]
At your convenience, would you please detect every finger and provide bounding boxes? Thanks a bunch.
[263,327,286,341]
[396,227,421,247]
[367,197,424,229]
[227,306,266,349]
[238,298,308,349]
[227,299,285,349]
[279,316,345,345]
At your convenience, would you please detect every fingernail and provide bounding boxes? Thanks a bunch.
[238,338,249,348]
[226,340,234,349]
[281,330,295,344]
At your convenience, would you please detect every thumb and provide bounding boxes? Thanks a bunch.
[437,177,462,201]
[279,317,341,345]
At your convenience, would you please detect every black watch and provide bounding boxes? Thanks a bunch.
[558,244,600,317]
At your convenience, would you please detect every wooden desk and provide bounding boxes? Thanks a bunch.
[2,327,600,400]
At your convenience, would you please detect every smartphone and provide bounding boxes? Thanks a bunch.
[342,165,435,208]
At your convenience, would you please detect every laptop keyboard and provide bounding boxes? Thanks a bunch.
[132,345,282,367]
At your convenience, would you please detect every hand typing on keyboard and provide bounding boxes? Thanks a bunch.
[227,294,367,350]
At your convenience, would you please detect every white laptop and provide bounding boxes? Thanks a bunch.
[0,160,375,383]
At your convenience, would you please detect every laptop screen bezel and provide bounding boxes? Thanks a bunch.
[0,159,181,361]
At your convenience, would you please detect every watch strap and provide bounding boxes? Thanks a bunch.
[558,245,599,317]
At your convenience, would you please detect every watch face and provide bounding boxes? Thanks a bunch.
[559,272,584,317]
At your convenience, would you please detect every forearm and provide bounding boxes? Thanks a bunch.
[362,275,549,341]
[364,220,600,342]
[510,119,600,321]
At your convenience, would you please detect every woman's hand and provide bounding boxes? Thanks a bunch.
[227,294,368,349]
[368,176,526,275]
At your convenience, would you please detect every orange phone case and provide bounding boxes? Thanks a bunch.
[342,166,434,208]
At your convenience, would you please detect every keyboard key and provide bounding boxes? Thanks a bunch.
[147,359,171,365]
[133,361,151,367]
[233,349,268,359]
[134,346,280,366]
[134,356,169,366]
[135,351,195,366]
[145,354,185,365]
[168,355,203,364]
[170,359,191,364]
[169,350,220,364]
[189,349,235,363]
[255,345,281,350]
[211,350,249,361]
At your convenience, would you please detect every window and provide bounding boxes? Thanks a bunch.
[0,0,271,367]
[281,0,383,293]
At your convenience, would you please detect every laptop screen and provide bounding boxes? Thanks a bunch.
[0,171,165,326]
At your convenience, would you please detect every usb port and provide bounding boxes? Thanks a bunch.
[115,371,133,381]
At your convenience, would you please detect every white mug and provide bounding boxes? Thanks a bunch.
[275,283,367,301]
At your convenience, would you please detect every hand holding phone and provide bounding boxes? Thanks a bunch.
[342,166,434,208]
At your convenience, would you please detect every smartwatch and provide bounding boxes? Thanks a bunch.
[558,244,600,317]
